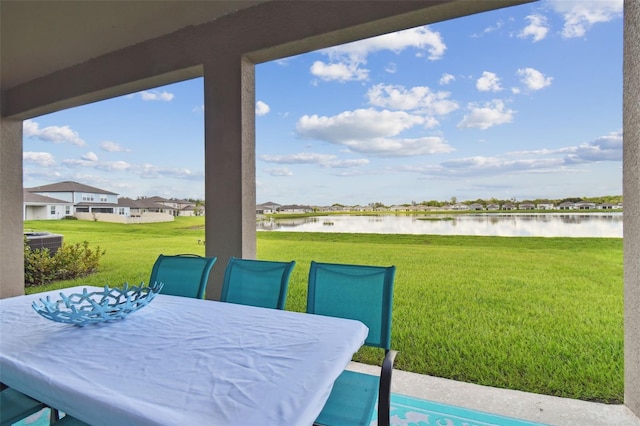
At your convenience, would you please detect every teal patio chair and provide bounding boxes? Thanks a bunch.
[306,261,397,426]
[149,254,217,299]
[0,384,50,426]
[220,257,296,309]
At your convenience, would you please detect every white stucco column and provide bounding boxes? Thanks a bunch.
[203,56,256,300]
[0,117,25,298]
[624,0,640,416]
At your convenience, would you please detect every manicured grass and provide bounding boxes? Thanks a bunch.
[24,218,623,403]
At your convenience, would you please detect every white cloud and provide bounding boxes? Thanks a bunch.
[137,164,201,180]
[63,157,128,169]
[472,19,505,38]
[548,0,623,38]
[99,161,131,171]
[62,158,98,168]
[100,141,130,152]
[457,100,515,130]
[296,108,453,157]
[510,130,622,163]
[397,155,570,179]
[439,73,455,85]
[518,14,549,42]
[366,84,459,116]
[440,156,564,175]
[260,152,370,168]
[343,136,454,157]
[327,26,446,61]
[326,158,370,168]
[385,62,397,74]
[476,72,503,92]
[517,68,553,90]
[256,101,271,116]
[23,119,86,146]
[297,108,424,142]
[265,167,293,176]
[139,90,174,101]
[565,131,622,163]
[310,61,368,82]
[24,152,55,166]
[192,105,205,113]
[82,152,98,162]
[261,152,338,165]
[311,26,446,82]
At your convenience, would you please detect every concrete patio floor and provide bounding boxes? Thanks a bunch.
[349,362,640,426]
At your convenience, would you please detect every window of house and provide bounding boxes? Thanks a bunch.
[50,206,55,215]
[82,193,94,202]
[100,195,108,202]
[65,206,71,215]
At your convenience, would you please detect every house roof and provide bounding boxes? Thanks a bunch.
[118,197,172,209]
[23,190,70,204]
[26,181,117,196]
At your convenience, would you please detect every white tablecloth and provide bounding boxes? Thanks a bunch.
[0,287,368,426]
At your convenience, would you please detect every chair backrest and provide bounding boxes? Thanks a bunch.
[220,257,296,309]
[307,261,395,350]
[149,254,217,299]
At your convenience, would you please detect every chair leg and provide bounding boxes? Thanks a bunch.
[377,350,398,426]
[50,408,61,422]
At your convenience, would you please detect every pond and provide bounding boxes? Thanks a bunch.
[257,213,623,238]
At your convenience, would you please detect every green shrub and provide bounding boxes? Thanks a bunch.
[24,238,105,286]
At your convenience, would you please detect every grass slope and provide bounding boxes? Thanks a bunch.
[24,218,623,403]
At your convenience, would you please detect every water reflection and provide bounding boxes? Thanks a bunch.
[257,213,623,237]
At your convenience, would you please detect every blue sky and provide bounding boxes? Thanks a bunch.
[23,0,623,206]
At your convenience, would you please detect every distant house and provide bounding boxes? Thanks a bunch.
[598,203,622,210]
[502,203,516,210]
[134,196,177,216]
[180,204,200,217]
[469,203,484,211]
[558,201,576,210]
[518,203,535,210]
[537,203,555,210]
[116,197,175,217]
[575,202,597,210]
[24,181,175,223]
[143,196,198,216]
[25,181,118,218]
[486,204,501,211]
[257,201,281,214]
[451,203,470,211]
[279,204,312,214]
[23,190,74,220]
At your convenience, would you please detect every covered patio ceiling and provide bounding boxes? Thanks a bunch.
[1,0,266,89]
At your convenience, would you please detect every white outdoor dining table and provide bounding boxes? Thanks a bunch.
[0,286,369,426]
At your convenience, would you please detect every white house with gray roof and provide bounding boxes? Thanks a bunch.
[23,190,74,220]
[26,181,119,216]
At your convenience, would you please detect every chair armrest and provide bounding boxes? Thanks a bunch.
[377,349,398,426]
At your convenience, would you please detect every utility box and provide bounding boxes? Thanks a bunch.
[24,232,64,255]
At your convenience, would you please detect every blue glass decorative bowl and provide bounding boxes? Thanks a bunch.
[32,282,163,326]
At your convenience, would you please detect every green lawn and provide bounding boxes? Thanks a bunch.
[24,217,623,403]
